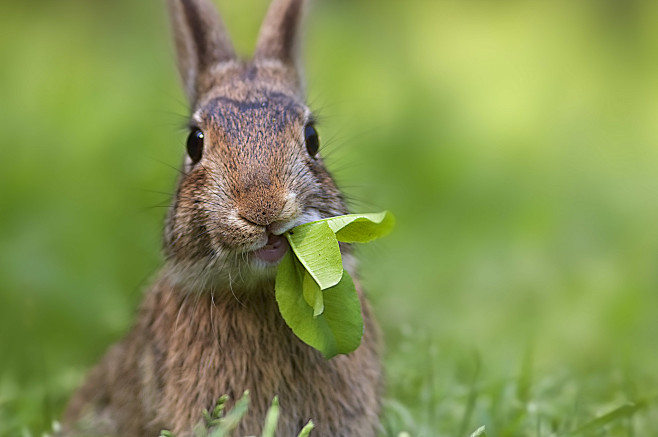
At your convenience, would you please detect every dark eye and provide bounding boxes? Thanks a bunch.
[304,124,319,157]
[186,128,204,164]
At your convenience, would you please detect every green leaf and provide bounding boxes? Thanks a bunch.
[316,211,395,243]
[303,270,324,317]
[286,221,343,290]
[275,250,304,302]
[319,270,364,356]
[275,210,393,357]
[275,253,364,359]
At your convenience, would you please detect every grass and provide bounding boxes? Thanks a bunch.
[157,393,315,437]
[380,333,657,436]
[2,0,658,436]
[8,346,653,436]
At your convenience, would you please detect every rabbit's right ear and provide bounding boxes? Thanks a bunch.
[168,0,236,105]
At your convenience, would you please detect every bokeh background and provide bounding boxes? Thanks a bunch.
[1,0,657,435]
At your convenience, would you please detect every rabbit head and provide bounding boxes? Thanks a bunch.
[163,0,347,292]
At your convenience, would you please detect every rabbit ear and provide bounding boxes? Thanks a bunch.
[254,0,306,85]
[168,0,236,104]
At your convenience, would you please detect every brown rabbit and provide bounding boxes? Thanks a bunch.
[61,0,382,435]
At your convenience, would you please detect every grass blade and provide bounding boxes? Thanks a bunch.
[561,401,645,436]
[470,425,487,437]
[296,420,314,437]
[261,396,279,437]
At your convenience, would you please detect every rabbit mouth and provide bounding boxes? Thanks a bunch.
[244,210,323,269]
[252,234,289,264]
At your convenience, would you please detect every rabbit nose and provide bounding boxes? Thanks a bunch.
[237,186,300,228]
[238,199,283,226]
[235,172,300,227]
[240,208,280,227]
[236,186,285,226]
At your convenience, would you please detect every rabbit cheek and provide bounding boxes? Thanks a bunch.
[164,172,221,259]
[165,208,215,262]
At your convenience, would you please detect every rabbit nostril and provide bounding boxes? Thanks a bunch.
[239,207,281,227]
[236,190,296,227]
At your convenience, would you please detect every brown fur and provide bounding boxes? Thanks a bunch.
[61,0,383,435]
[63,276,381,436]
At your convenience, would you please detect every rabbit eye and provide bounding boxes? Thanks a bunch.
[304,124,319,157]
[186,128,204,164]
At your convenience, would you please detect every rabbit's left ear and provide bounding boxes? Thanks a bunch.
[168,0,236,105]
[254,0,306,89]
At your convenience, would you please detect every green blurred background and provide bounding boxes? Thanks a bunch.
[1,0,657,435]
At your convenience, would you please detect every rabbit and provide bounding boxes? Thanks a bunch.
[60,0,383,436]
